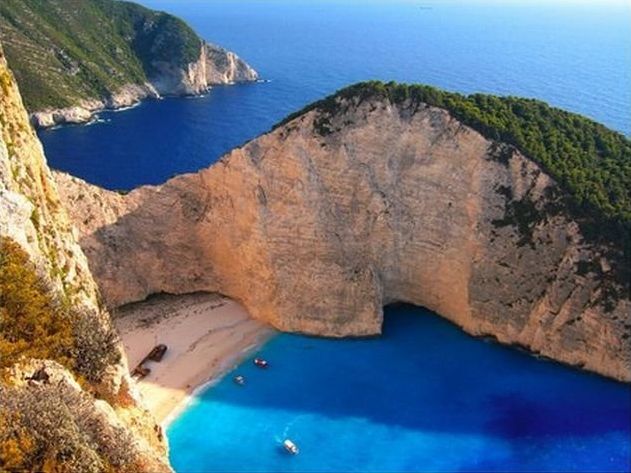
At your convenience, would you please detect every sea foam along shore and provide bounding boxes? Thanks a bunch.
[114,292,275,425]
[29,83,160,128]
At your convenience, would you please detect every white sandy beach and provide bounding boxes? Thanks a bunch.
[114,293,275,424]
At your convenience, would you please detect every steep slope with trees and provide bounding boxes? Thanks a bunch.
[0,0,258,127]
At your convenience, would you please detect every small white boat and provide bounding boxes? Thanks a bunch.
[233,375,245,386]
[283,439,299,455]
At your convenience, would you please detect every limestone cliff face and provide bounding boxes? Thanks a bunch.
[57,95,631,382]
[203,43,259,84]
[0,48,100,322]
[149,42,259,96]
[0,44,171,472]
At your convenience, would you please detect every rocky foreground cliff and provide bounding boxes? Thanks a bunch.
[57,84,631,382]
[0,44,171,472]
[0,0,258,128]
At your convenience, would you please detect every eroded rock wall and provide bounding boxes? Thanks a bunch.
[0,43,171,472]
[0,47,100,320]
[57,96,631,382]
[150,42,258,96]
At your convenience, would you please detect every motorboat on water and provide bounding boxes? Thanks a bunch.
[283,439,299,455]
[233,375,246,386]
[253,357,269,368]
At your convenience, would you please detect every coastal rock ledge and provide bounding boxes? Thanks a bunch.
[57,90,631,382]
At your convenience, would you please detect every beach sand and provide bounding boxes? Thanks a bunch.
[114,293,275,424]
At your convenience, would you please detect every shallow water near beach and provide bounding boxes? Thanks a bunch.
[166,305,631,472]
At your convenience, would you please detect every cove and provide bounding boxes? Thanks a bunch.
[166,305,631,472]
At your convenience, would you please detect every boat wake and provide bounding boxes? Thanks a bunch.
[275,414,306,444]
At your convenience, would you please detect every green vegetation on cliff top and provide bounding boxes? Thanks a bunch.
[280,81,631,232]
[0,0,201,111]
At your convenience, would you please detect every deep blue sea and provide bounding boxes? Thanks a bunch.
[34,2,631,471]
[167,306,631,472]
[38,0,631,190]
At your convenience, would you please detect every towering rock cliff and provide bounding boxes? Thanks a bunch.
[149,42,258,97]
[0,44,171,472]
[0,0,258,128]
[57,84,631,383]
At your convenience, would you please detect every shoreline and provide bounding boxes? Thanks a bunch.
[30,82,159,129]
[32,80,266,130]
[114,292,275,425]
[35,99,152,131]
[160,338,265,429]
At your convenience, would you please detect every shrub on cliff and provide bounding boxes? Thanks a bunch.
[71,309,120,384]
[101,0,202,75]
[0,237,74,370]
[0,381,140,472]
[0,236,119,383]
[0,409,34,472]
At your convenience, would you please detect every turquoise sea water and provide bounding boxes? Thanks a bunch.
[167,306,631,472]
[38,1,631,190]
